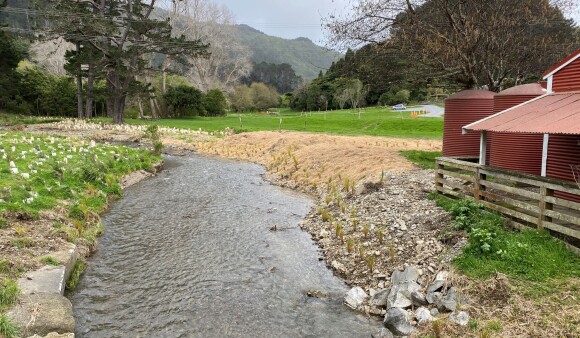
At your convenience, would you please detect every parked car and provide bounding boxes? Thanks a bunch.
[392,103,407,110]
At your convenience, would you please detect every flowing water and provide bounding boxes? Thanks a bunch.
[69,155,380,337]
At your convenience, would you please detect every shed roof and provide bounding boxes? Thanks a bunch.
[446,90,495,100]
[543,49,580,79]
[463,91,580,135]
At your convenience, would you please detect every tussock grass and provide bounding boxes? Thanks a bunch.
[0,279,19,309]
[399,150,442,169]
[66,260,86,290]
[0,315,19,338]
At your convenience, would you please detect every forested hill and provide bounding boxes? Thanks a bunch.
[235,24,341,80]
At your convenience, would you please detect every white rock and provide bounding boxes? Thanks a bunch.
[415,307,434,324]
[344,287,368,309]
[449,311,470,326]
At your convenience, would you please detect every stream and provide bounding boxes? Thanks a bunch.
[69,155,380,337]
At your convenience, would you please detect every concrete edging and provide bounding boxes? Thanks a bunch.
[6,161,164,338]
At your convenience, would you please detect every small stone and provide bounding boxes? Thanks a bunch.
[370,288,391,308]
[369,288,378,298]
[331,261,347,274]
[372,328,395,338]
[435,271,449,281]
[344,287,368,309]
[378,282,385,289]
[384,307,416,336]
[427,280,445,294]
[426,292,441,304]
[319,229,329,238]
[387,282,421,309]
[449,311,470,326]
[411,291,428,306]
[370,306,383,316]
[436,287,458,313]
[391,266,420,285]
[430,308,440,316]
[415,307,434,324]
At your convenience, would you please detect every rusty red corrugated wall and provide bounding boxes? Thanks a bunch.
[547,134,580,202]
[443,90,495,158]
[489,84,546,175]
[552,57,580,92]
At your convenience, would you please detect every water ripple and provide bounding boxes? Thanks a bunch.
[69,155,380,337]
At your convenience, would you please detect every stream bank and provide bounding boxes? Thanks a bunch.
[69,155,382,337]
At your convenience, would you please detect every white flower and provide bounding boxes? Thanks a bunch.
[52,152,57,157]
[22,197,34,204]
[21,173,30,179]
[9,161,15,168]
[11,146,15,152]
[10,167,19,174]
[31,170,37,174]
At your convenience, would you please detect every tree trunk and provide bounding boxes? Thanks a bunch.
[85,61,95,118]
[76,43,84,119]
[137,96,145,119]
[162,69,167,95]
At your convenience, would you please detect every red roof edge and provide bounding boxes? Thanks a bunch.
[542,49,580,78]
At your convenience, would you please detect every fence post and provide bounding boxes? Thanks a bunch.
[474,167,481,202]
[435,161,444,194]
[539,186,554,230]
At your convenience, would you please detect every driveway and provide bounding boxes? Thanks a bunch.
[400,104,444,117]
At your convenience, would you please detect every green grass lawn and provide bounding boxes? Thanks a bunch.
[112,107,443,139]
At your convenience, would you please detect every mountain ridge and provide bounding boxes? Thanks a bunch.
[234,24,341,80]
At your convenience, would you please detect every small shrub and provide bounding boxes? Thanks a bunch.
[0,279,19,307]
[40,256,60,266]
[0,315,19,338]
[10,237,34,249]
[66,260,86,290]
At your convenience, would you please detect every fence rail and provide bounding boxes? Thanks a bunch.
[435,157,580,255]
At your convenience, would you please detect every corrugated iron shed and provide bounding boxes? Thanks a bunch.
[543,49,580,78]
[443,90,495,157]
[463,92,580,135]
[489,83,547,176]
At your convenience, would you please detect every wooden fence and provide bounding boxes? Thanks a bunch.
[435,157,580,255]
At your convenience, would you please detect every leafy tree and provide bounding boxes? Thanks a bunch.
[164,85,205,117]
[250,82,279,111]
[0,30,27,112]
[203,88,227,116]
[324,0,578,91]
[242,62,303,93]
[230,85,254,112]
[46,0,209,123]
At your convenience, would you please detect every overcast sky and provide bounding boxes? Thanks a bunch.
[212,0,580,45]
[212,0,351,44]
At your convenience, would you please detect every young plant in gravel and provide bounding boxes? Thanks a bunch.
[358,246,366,259]
[335,222,343,237]
[319,208,330,222]
[362,224,370,238]
[377,228,384,244]
[366,256,375,273]
[388,243,396,260]
[346,238,354,253]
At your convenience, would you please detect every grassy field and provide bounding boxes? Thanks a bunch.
[112,107,443,139]
[0,112,62,126]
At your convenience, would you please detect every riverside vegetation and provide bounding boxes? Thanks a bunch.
[2,116,579,337]
[0,130,161,337]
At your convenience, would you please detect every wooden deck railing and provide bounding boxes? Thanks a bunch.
[436,157,580,255]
